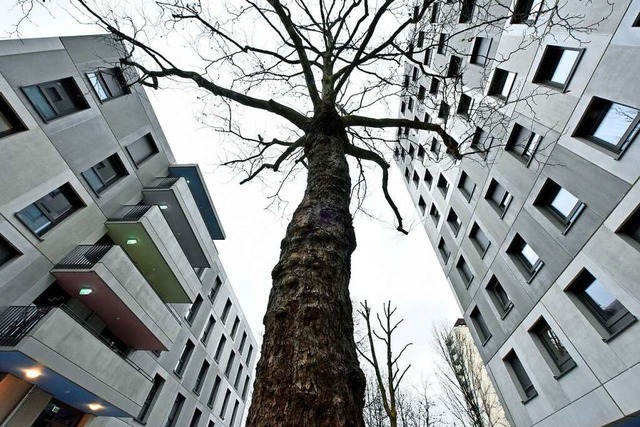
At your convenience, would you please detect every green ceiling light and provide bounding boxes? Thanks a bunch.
[126,238,138,245]
[159,204,169,210]
[79,288,93,296]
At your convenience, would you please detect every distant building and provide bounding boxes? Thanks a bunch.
[396,0,640,425]
[0,35,256,427]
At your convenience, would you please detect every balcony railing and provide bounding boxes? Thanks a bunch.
[55,245,112,269]
[146,176,179,189]
[0,306,52,346]
[109,205,152,221]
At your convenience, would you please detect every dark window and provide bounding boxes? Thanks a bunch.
[488,68,516,100]
[430,203,441,225]
[412,171,420,188]
[417,31,425,48]
[431,139,442,159]
[430,3,440,22]
[460,0,475,22]
[242,376,251,400]
[239,332,248,353]
[418,196,427,215]
[533,46,583,91]
[221,298,232,323]
[535,179,585,231]
[412,67,419,81]
[470,37,491,66]
[486,179,513,218]
[458,171,475,201]
[185,295,203,325]
[504,351,537,400]
[424,112,431,123]
[246,345,254,364]
[470,307,491,342]
[137,374,164,422]
[457,256,474,287]
[234,365,244,389]
[509,235,543,281]
[405,168,410,182]
[448,56,462,77]
[23,77,89,122]
[429,78,440,95]
[126,133,159,167]
[0,236,20,267]
[447,209,462,236]
[437,33,447,54]
[207,376,222,408]
[634,12,640,27]
[487,276,513,316]
[573,97,639,154]
[164,394,185,427]
[403,74,410,89]
[214,335,227,362]
[438,238,451,263]
[229,401,240,426]
[16,183,83,237]
[418,85,426,101]
[208,421,214,427]
[568,270,636,336]
[438,102,450,121]
[424,49,433,66]
[457,94,473,117]
[469,223,491,257]
[220,390,231,419]
[511,0,544,24]
[188,409,202,427]
[231,316,240,339]
[87,67,129,101]
[417,145,426,160]
[424,169,434,188]
[437,174,449,197]
[174,340,195,377]
[408,97,414,111]
[193,360,210,395]
[201,315,215,344]
[401,101,406,114]
[620,207,640,245]
[209,276,223,302]
[507,124,542,165]
[531,318,576,374]
[0,94,26,138]
[408,144,416,158]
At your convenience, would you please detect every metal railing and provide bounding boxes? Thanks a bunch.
[146,176,179,189]
[0,306,52,346]
[55,245,112,269]
[108,205,151,221]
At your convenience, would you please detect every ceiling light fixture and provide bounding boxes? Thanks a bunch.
[126,238,138,245]
[88,403,103,411]
[79,288,93,296]
[24,369,42,379]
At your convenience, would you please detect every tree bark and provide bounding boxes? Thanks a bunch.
[247,107,366,426]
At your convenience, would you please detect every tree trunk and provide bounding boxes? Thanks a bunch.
[247,108,366,426]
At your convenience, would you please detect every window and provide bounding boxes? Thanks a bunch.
[431,139,442,159]
[201,315,215,344]
[188,409,202,427]
[620,207,640,245]
[448,56,462,77]
[221,298,232,323]
[424,169,434,188]
[417,85,426,101]
[470,307,491,343]
[488,68,516,100]
[0,94,26,138]
[219,390,231,419]
[408,97,414,111]
[165,394,185,427]
[242,376,251,400]
[509,235,543,281]
[405,168,410,182]
[470,37,491,66]
[424,112,431,123]
[209,276,223,302]
[412,171,420,188]
[574,97,640,154]
[400,101,406,114]
[429,204,441,225]
[87,67,129,101]
[185,295,203,325]
[511,0,544,24]
[208,421,214,427]
[533,46,583,91]
[418,196,427,215]
[438,101,450,121]
[193,361,210,395]
[231,316,240,339]
[137,374,164,422]
[412,67,419,81]
[246,345,254,364]
[457,94,473,117]
[634,12,640,27]
[408,144,416,158]
[469,223,491,257]
[126,133,159,167]
[430,3,440,22]
[23,77,89,122]
[174,340,195,377]
[504,351,537,401]
[487,276,513,316]
[417,31,425,48]
[438,238,451,263]
[16,183,83,237]
[460,0,475,22]
[437,33,447,54]
[417,145,426,160]
[207,376,222,408]
[234,365,244,389]
[458,172,475,201]
[486,179,513,218]
[0,236,19,267]
[437,174,449,197]
[507,124,541,165]
[447,209,462,236]
[239,332,248,354]
[229,401,240,426]
[429,78,440,95]
[568,270,636,337]
[457,256,474,287]
[214,335,227,362]
[403,74,410,89]
[530,318,576,374]
[535,179,585,232]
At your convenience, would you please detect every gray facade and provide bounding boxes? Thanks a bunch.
[396,0,640,425]
[0,35,257,427]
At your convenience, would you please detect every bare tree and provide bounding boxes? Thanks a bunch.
[14,1,609,425]
[433,321,509,427]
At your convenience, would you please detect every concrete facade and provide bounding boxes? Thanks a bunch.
[0,35,257,427]
[396,0,640,425]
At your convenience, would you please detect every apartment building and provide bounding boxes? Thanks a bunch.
[396,0,640,425]
[0,35,257,427]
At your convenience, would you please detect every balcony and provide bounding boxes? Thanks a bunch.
[105,205,199,303]
[143,176,215,268]
[0,306,153,418]
[51,245,181,351]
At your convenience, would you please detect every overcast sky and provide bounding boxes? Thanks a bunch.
[2,1,461,388]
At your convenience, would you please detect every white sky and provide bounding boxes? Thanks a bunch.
[1,0,461,391]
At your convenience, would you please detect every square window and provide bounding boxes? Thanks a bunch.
[87,67,130,101]
[533,46,583,91]
[488,68,516,101]
[530,318,576,375]
[82,153,128,195]
[487,276,513,317]
[457,256,474,287]
[511,0,544,24]
[509,235,543,281]
[535,179,585,232]
[470,307,491,343]
[457,94,473,117]
[504,351,537,401]
[418,196,427,214]
[429,203,441,225]
[470,37,492,66]
[448,56,463,77]
[412,171,420,187]
[573,97,640,154]
[126,133,159,167]
[429,78,440,95]
[469,223,491,257]
[0,94,27,138]
[437,174,449,197]
[458,171,476,202]
[417,145,426,160]
[23,77,89,122]
[15,183,84,237]
[424,169,434,188]
[486,179,513,218]
[507,124,542,166]
[408,144,416,158]
[438,238,451,263]
[0,235,20,267]
[438,102,450,121]
[431,138,442,159]
[459,0,476,22]
[418,85,426,101]
[447,209,462,236]
[437,33,447,55]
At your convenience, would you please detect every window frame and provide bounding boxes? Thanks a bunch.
[429,203,441,225]
[22,77,90,123]
[469,223,491,258]
[86,67,130,102]
[470,37,492,66]
[511,0,544,25]
[507,124,542,166]
[504,351,538,402]
[529,318,577,376]
[509,235,544,282]
[459,0,476,23]
[535,179,585,234]
[458,171,476,202]
[0,93,27,138]
[438,238,451,263]
[126,133,159,167]
[447,209,462,236]
[448,55,463,77]
[470,306,491,344]
[532,46,584,92]
[486,276,513,318]
[437,174,449,197]
[0,235,21,268]
[81,153,129,196]
[429,78,440,95]
[457,256,475,288]
[488,68,517,101]
[457,93,473,118]
[485,179,513,218]
[437,33,447,55]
